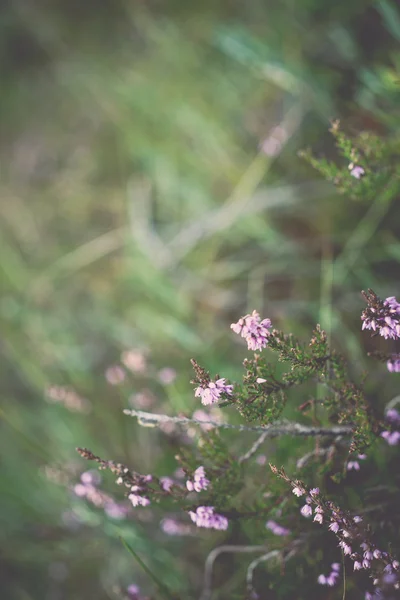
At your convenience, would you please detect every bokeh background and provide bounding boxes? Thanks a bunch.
[1,1,400,599]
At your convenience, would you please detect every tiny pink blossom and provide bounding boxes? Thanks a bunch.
[292,486,305,497]
[128,493,150,507]
[300,504,313,518]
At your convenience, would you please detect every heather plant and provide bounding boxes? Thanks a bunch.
[77,282,400,599]
[72,125,400,599]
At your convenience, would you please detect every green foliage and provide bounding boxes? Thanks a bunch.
[1,1,400,599]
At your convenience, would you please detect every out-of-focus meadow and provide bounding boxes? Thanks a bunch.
[1,1,400,599]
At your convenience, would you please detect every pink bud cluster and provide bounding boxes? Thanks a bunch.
[231,310,272,351]
[194,379,234,405]
[116,473,152,508]
[296,483,399,592]
[361,295,400,340]
[186,466,210,492]
[317,562,340,587]
[73,471,128,519]
[347,453,367,472]
[188,506,228,530]
[266,519,291,536]
[387,354,400,373]
[381,408,400,446]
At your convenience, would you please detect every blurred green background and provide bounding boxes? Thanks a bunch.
[1,1,400,599]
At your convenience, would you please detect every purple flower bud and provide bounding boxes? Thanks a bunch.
[362,559,371,569]
[329,521,340,533]
[331,563,340,572]
[373,549,382,559]
[354,561,362,571]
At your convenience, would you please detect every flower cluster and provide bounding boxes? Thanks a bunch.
[381,408,400,446]
[231,310,272,351]
[73,471,128,519]
[387,354,400,373]
[347,453,367,471]
[188,506,228,530]
[349,163,365,179]
[361,290,400,340]
[271,465,400,597]
[266,519,291,536]
[194,378,233,405]
[186,466,210,492]
[317,562,341,587]
[161,518,192,536]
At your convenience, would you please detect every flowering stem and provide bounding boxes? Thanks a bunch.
[124,409,353,437]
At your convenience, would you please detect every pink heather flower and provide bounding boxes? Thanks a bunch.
[292,486,305,497]
[362,559,371,569]
[195,379,233,405]
[266,520,291,536]
[331,563,340,572]
[73,483,88,497]
[309,487,320,496]
[347,461,360,471]
[314,513,323,524]
[393,561,400,570]
[353,516,363,523]
[386,408,400,424]
[104,502,127,519]
[128,493,150,507]
[329,521,340,533]
[157,367,177,385]
[342,530,351,538]
[160,477,175,492]
[361,295,400,340]
[186,466,210,492]
[339,541,352,555]
[161,518,192,536]
[81,470,102,485]
[127,584,141,599]
[381,431,400,445]
[105,365,126,385]
[317,575,327,585]
[349,165,365,179]
[121,349,147,373]
[300,504,313,518]
[231,310,272,351]
[354,561,363,571]
[373,549,382,559]
[326,573,338,586]
[189,506,228,530]
[358,454,367,460]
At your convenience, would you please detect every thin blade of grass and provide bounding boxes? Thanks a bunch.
[119,537,177,600]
